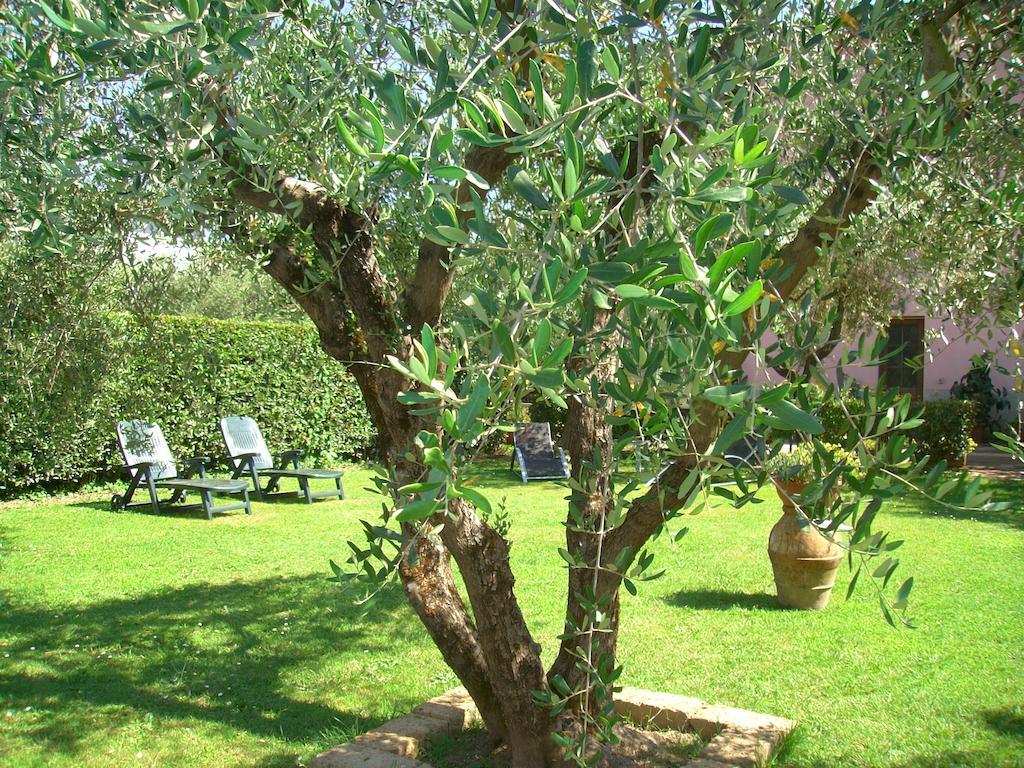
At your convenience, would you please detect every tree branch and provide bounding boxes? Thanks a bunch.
[934,0,975,29]
[438,498,552,760]
[209,87,400,360]
[399,536,509,743]
[258,235,366,360]
[774,155,882,300]
[602,0,977,565]
[544,125,662,691]
[402,145,514,331]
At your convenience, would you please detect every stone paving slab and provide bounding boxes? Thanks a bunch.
[688,703,794,742]
[352,713,458,757]
[616,686,794,767]
[614,687,708,731]
[699,728,786,768]
[410,688,481,728]
[310,685,795,768]
[309,742,430,768]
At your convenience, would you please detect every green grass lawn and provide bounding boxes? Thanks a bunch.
[1,465,1022,768]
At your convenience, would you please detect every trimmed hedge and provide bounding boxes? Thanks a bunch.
[0,314,375,495]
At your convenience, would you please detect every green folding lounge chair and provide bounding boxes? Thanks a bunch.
[111,420,251,520]
[219,416,345,504]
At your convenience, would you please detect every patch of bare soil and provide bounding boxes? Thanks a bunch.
[420,724,702,767]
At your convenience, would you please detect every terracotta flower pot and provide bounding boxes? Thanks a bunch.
[768,479,843,610]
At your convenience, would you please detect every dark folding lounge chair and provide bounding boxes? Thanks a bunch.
[219,416,345,504]
[111,420,251,520]
[510,422,570,482]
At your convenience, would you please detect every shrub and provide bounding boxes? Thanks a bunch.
[913,399,978,464]
[806,385,868,445]
[764,441,849,483]
[950,354,1011,437]
[528,397,566,444]
[818,392,868,443]
[0,313,374,495]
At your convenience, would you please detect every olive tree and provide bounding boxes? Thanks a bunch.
[2,0,1019,763]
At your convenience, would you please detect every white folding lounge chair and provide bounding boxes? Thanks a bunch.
[112,420,251,520]
[220,416,344,504]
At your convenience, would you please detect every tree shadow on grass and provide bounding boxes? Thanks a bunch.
[71,482,347,518]
[984,707,1024,741]
[71,496,258,521]
[0,574,425,761]
[887,478,1024,532]
[664,588,784,612]
[770,707,1024,768]
[898,755,1015,768]
[770,751,1020,768]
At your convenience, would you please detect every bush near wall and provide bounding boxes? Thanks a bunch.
[912,398,978,465]
[807,386,978,465]
[813,389,869,445]
[0,314,375,495]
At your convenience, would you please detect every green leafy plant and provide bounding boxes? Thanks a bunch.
[527,396,566,445]
[913,399,978,464]
[950,354,1011,437]
[813,388,870,445]
[764,441,849,484]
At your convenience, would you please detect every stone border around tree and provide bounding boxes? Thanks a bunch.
[308,687,795,768]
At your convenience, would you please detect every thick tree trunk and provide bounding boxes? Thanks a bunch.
[255,231,545,754]
[548,307,624,707]
[398,536,510,744]
[440,498,558,767]
[256,224,559,764]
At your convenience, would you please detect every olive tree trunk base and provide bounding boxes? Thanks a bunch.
[309,687,795,768]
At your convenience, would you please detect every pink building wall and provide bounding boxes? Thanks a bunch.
[743,301,1024,417]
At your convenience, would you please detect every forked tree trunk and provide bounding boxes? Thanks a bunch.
[548,309,624,705]
[245,152,903,766]
[238,155,563,768]
[237,9,963,760]
[373,390,562,766]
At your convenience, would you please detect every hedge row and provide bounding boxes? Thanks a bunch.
[0,313,375,494]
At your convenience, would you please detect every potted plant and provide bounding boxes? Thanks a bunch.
[951,354,1010,443]
[763,442,847,610]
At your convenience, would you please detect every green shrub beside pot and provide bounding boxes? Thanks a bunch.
[764,441,850,483]
[951,354,1011,440]
[809,388,869,445]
